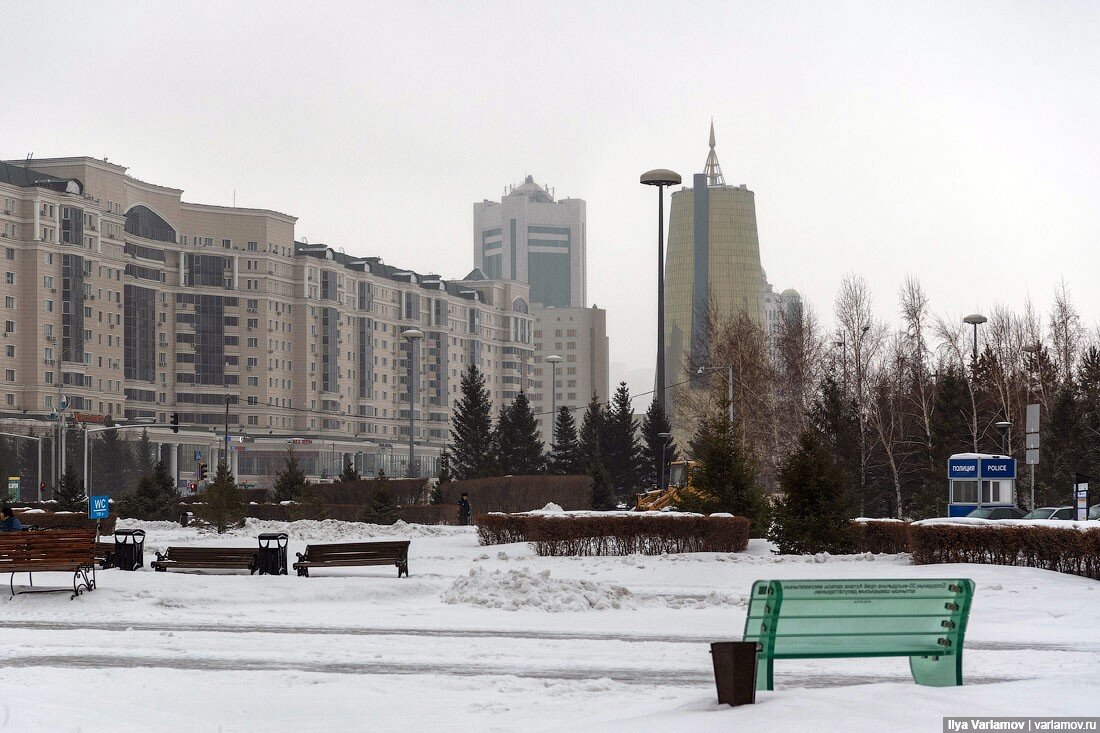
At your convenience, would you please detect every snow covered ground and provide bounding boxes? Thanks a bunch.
[2,518,1098,732]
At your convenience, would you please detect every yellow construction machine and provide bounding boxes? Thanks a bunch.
[634,460,699,511]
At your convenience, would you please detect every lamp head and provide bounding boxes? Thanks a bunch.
[640,169,682,187]
[963,314,987,326]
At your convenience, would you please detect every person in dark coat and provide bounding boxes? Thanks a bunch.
[457,493,471,526]
[0,507,22,532]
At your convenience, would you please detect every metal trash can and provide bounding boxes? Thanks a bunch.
[113,529,146,571]
[257,533,289,575]
[179,511,194,527]
[710,641,760,706]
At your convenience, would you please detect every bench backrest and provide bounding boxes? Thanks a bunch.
[744,578,975,659]
[306,541,409,562]
[0,529,97,566]
[163,547,258,561]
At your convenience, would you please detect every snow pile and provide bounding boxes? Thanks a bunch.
[117,517,475,544]
[442,566,637,612]
[914,517,1100,530]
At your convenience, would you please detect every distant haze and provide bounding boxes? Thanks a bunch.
[4,1,1097,404]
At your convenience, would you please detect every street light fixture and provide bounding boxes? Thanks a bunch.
[545,355,563,448]
[994,421,1012,456]
[640,168,681,414]
[963,314,987,453]
[403,328,423,478]
[657,431,672,490]
[963,314,987,364]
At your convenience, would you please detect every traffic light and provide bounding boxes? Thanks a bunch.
[170,412,179,434]
[188,482,197,493]
[198,462,208,481]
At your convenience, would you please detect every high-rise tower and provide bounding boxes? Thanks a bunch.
[473,176,586,308]
[663,123,767,408]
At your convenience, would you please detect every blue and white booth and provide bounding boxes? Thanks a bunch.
[947,453,1017,517]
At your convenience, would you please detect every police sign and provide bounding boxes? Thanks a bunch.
[947,457,1016,480]
[980,458,1016,479]
[88,495,110,520]
[948,459,978,479]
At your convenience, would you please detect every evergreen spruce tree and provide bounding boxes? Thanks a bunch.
[497,392,544,475]
[132,429,154,477]
[449,364,496,479]
[94,422,133,497]
[679,404,769,535]
[54,464,86,512]
[579,393,606,470]
[116,461,180,521]
[360,473,399,524]
[546,407,584,474]
[338,461,360,483]
[640,396,678,488]
[432,450,452,504]
[769,429,855,554]
[603,382,642,499]
[193,463,246,534]
[588,447,615,510]
[1040,381,1085,507]
[273,446,308,502]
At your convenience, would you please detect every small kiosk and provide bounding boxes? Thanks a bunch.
[947,453,1017,517]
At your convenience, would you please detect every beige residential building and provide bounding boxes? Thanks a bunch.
[0,157,534,488]
[530,305,609,446]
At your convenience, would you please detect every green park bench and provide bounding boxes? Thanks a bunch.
[743,578,975,690]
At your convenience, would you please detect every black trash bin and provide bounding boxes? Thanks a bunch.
[710,641,760,706]
[113,529,146,571]
[257,533,289,575]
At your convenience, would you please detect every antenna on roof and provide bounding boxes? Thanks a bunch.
[23,153,32,169]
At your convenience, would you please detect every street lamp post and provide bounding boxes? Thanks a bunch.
[403,328,423,478]
[963,314,988,453]
[640,169,681,414]
[657,431,671,490]
[994,421,1012,455]
[545,355,563,448]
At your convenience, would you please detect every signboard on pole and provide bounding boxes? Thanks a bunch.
[6,476,20,502]
[1026,449,1040,465]
[1026,404,1040,434]
[1075,484,1089,521]
[88,495,110,520]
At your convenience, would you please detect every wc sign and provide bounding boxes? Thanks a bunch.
[88,495,110,520]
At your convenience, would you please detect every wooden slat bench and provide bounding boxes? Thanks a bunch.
[743,578,975,690]
[294,540,409,578]
[151,547,260,574]
[0,529,97,599]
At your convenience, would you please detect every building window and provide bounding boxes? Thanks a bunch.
[4,370,14,382]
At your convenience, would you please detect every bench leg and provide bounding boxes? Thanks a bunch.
[910,653,963,687]
[296,567,309,577]
[755,655,774,691]
[398,560,408,578]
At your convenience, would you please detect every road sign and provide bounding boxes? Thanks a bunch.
[1075,483,1089,521]
[194,450,202,461]
[1026,449,1040,465]
[1026,433,1040,450]
[88,495,110,520]
[59,395,69,411]
[1026,404,1040,434]
[6,476,19,502]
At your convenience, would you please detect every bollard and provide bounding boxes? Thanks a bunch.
[710,641,759,706]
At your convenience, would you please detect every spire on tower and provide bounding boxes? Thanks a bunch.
[703,119,725,186]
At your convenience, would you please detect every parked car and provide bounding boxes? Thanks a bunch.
[1088,504,1099,521]
[966,506,1027,520]
[1022,506,1074,520]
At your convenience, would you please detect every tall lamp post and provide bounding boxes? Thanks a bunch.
[640,168,681,414]
[657,431,672,490]
[545,355,563,448]
[963,314,987,453]
[403,328,423,478]
[994,421,1012,456]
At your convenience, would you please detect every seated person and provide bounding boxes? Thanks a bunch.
[0,507,22,532]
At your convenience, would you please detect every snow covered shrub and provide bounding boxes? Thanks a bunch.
[848,520,911,554]
[910,523,1100,580]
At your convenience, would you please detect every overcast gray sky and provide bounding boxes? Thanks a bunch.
[4,1,1098,402]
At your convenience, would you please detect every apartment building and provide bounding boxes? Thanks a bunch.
[0,157,534,485]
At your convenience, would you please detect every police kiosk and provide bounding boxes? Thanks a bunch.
[947,453,1017,517]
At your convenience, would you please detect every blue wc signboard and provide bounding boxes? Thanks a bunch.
[88,495,110,520]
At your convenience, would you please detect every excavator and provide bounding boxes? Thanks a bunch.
[634,460,699,511]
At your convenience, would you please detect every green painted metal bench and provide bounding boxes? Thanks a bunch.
[743,578,975,690]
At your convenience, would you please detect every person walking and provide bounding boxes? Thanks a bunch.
[457,493,471,526]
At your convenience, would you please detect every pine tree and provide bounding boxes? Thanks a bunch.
[273,446,308,502]
[497,392,544,475]
[54,464,86,512]
[769,430,855,554]
[640,396,678,488]
[546,407,584,474]
[603,382,642,499]
[116,461,180,521]
[94,423,133,497]
[193,463,246,534]
[679,405,769,535]
[338,461,360,483]
[360,473,399,524]
[579,393,606,470]
[450,364,496,479]
[432,450,452,504]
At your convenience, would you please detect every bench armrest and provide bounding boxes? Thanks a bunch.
[295,551,308,562]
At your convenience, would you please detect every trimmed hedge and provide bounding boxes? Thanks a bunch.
[232,502,458,525]
[849,520,912,554]
[910,523,1100,580]
[12,509,117,534]
[476,513,750,556]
